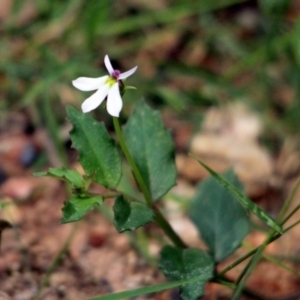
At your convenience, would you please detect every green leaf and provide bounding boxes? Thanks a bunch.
[66,106,122,189]
[158,246,214,300]
[34,167,84,188]
[191,156,283,234]
[113,195,153,232]
[61,196,103,223]
[123,100,177,200]
[190,169,250,262]
[87,276,207,300]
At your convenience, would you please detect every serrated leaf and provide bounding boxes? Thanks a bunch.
[192,157,283,234]
[113,195,153,232]
[67,106,121,189]
[34,167,84,188]
[61,196,103,223]
[123,100,177,200]
[190,169,250,262]
[159,246,214,300]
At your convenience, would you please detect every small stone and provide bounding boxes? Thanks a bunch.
[88,228,107,248]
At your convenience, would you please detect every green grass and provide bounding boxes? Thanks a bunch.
[0,0,299,141]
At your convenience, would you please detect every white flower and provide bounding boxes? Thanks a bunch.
[72,55,138,117]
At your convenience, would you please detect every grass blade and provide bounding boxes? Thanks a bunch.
[87,276,205,300]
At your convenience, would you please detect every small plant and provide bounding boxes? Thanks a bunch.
[36,55,300,300]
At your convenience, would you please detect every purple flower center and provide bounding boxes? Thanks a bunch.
[112,70,121,79]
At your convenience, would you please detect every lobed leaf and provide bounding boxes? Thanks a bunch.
[67,106,122,189]
[190,169,250,262]
[123,100,177,200]
[34,167,84,188]
[113,195,153,232]
[61,195,103,223]
[158,245,214,300]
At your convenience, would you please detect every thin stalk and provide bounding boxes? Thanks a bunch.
[223,216,300,297]
[232,174,300,296]
[263,252,299,275]
[153,208,186,248]
[278,175,300,222]
[218,230,286,276]
[243,241,299,274]
[112,117,186,248]
[219,174,300,295]
[281,202,300,226]
[212,278,235,289]
[284,218,300,232]
[34,223,78,300]
[230,224,277,298]
[113,117,152,206]
[213,276,278,300]
[232,235,272,300]
[218,248,256,276]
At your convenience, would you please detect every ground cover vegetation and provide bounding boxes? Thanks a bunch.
[1,1,300,299]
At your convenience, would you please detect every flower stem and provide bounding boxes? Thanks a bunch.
[112,117,186,248]
[113,117,152,206]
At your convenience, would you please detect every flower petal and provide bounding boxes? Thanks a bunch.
[106,83,123,117]
[72,76,109,91]
[104,55,114,76]
[118,66,138,80]
[81,84,110,113]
